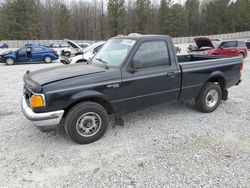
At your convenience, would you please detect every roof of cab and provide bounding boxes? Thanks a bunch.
[112,34,171,40]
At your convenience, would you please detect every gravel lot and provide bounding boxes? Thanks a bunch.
[0,57,250,188]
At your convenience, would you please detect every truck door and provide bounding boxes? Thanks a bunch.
[120,40,180,112]
[218,41,238,56]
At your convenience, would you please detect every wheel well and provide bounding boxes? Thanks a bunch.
[239,52,245,57]
[207,76,226,90]
[64,97,114,117]
[76,59,87,63]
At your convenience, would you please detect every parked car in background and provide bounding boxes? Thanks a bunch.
[246,41,250,50]
[25,42,43,47]
[0,42,8,48]
[191,37,248,58]
[61,41,105,64]
[0,46,59,65]
[78,42,90,49]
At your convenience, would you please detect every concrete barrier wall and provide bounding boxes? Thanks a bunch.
[172,31,250,44]
[1,31,250,48]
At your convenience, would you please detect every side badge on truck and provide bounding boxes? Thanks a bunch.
[107,83,120,88]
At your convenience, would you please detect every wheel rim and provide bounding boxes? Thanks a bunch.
[206,89,219,108]
[6,58,14,65]
[76,112,102,137]
[239,53,244,59]
[45,57,51,63]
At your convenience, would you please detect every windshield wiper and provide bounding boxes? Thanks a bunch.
[95,58,109,69]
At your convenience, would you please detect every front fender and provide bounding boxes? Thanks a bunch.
[67,90,108,106]
[4,53,16,60]
[66,90,114,113]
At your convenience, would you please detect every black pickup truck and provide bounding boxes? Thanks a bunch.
[22,35,243,144]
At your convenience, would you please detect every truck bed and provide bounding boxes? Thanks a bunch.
[177,54,223,63]
[177,54,242,100]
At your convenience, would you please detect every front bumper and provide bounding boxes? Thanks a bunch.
[21,96,64,129]
[60,57,71,64]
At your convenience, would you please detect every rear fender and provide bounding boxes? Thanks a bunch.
[206,71,226,89]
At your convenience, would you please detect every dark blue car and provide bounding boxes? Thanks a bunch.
[0,46,59,65]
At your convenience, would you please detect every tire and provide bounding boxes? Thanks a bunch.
[76,59,87,64]
[239,52,244,59]
[44,56,52,63]
[195,82,222,113]
[5,58,15,65]
[64,52,71,57]
[64,102,108,144]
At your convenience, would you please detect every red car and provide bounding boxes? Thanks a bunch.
[193,37,248,58]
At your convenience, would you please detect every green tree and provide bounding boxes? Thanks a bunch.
[0,0,40,40]
[233,0,250,32]
[159,0,169,34]
[204,0,232,34]
[58,4,71,39]
[166,4,187,37]
[135,0,151,33]
[107,0,125,36]
[185,0,200,35]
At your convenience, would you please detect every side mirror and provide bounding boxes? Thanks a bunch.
[128,59,141,73]
[132,59,141,69]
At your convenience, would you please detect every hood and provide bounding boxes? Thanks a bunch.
[194,37,214,49]
[1,50,14,56]
[29,64,105,86]
[64,39,82,50]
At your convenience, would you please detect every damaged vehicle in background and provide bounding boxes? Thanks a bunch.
[60,41,105,64]
[60,39,90,57]
[0,42,8,49]
[0,46,59,65]
[190,37,248,58]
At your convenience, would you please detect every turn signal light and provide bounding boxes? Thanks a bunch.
[30,95,45,108]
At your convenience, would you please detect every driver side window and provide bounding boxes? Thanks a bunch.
[19,47,27,53]
[133,41,170,69]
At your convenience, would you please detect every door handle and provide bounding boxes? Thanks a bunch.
[167,72,175,78]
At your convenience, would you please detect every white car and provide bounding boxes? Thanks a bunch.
[60,39,90,57]
[61,41,105,64]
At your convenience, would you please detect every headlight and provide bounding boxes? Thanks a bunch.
[30,94,45,108]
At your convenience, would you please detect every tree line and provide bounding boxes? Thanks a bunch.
[0,0,250,40]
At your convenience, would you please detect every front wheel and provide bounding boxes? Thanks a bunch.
[44,56,52,63]
[239,52,244,59]
[5,58,15,65]
[195,82,222,113]
[64,102,108,144]
[64,51,71,57]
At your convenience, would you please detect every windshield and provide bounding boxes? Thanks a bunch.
[83,42,102,53]
[92,38,136,67]
[212,41,221,48]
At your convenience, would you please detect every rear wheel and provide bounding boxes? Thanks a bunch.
[239,52,244,59]
[44,56,52,63]
[5,58,15,65]
[64,102,108,144]
[195,82,222,113]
